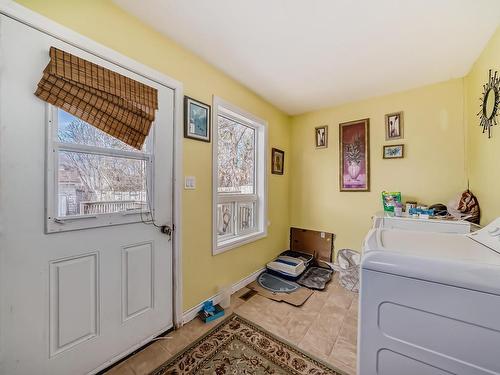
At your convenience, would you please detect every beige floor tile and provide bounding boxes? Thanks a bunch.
[104,361,135,375]
[301,289,330,312]
[230,295,246,309]
[299,327,336,360]
[180,313,230,342]
[105,276,359,375]
[349,295,359,313]
[297,341,331,362]
[330,336,357,370]
[276,310,320,343]
[325,285,355,310]
[234,294,274,322]
[339,319,357,343]
[155,330,191,356]
[125,341,171,375]
[312,307,347,339]
[328,355,357,375]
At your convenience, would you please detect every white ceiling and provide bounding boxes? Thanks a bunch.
[114,0,500,115]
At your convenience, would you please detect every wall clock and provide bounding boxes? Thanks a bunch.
[478,69,500,138]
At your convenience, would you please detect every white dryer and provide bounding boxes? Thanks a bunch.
[358,218,500,375]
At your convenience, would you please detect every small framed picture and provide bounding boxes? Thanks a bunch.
[315,125,328,148]
[385,112,404,140]
[271,148,285,175]
[383,144,404,159]
[184,96,211,142]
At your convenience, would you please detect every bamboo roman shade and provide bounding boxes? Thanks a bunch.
[35,47,158,149]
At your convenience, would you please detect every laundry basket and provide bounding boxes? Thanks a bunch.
[334,249,360,293]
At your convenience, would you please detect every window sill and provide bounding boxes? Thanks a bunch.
[213,231,267,255]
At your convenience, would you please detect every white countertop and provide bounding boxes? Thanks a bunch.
[375,211,470,224]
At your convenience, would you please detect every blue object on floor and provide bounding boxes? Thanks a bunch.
[198,300,224,323]
[202,300,215,314]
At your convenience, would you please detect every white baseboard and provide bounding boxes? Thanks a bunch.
[181,267,264,325]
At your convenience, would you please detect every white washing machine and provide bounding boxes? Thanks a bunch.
[372,211,472,233]
[358,218,500,375]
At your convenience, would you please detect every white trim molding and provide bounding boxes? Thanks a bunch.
[0,0,185,338]
[181,267,265,325]
[212,96,268,255]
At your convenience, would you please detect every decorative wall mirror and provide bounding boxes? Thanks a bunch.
[478,69,500,138]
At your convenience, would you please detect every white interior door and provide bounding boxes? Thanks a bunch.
[0,15,174,374]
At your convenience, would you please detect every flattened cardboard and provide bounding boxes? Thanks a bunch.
[290,227,335,262]
[247,281,313,307]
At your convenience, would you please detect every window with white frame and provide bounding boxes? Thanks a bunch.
[46,106,154,232]
[213,97,267,254]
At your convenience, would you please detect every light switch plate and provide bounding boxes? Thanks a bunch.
[184,176,196,190]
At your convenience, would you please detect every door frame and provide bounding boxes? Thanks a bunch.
[0,0,184,333]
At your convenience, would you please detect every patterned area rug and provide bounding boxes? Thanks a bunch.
[150,314,345,375]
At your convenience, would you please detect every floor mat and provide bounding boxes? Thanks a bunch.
[150,314,343,375]
[257,272,300,293]
[297,267,334,290]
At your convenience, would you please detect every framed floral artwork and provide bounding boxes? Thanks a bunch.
[339,119,370,191]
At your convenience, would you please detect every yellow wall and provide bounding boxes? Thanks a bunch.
[15,0,291,310]
[290,80,467,252]
[12,1,500,310]
[465,27,500,225]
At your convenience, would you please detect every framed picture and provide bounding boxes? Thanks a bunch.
[385,111,404,140]
[339,119,370,192]
[271,148,285,175]
[184,96,211,142]
[315,125,328,148]
[383,144,404,159]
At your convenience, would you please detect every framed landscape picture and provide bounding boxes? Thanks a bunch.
[339,119,370,192]
[385,111,403,140]
[271,148,284,175]
[383,144,404,159]
[184,96,211,142]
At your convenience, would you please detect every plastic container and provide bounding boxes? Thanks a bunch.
[218,285,231,309]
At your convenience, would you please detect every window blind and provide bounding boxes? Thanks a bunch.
[35,47,158,149]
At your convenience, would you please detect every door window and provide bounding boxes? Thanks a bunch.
[46,107,154,232]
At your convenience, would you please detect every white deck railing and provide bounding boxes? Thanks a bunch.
[80,200,146,215]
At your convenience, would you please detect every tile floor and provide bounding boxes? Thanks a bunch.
[105,273,358,375]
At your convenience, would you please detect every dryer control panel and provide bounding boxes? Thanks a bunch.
[467,217,500,253]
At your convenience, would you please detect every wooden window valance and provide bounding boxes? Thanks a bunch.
[35,47,158,149]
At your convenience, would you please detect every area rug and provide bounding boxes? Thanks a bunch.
[150,314,345,375]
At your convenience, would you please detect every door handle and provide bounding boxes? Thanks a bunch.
[160,225,172,241]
